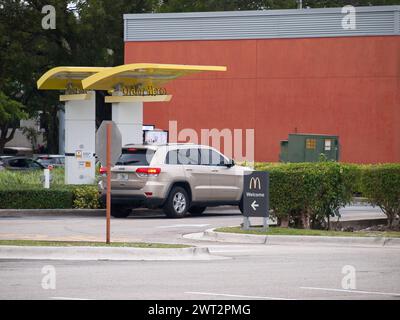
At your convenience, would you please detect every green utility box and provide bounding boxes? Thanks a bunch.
[279,134,339,163]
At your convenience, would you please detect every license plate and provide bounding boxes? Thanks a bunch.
[117,173,129,181]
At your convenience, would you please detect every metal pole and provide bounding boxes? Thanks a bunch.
[106,123,111,244]
[263,217,269,232]
[43,168,50,189]
[243,216,250,230]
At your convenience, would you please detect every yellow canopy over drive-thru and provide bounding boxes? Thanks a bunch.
[37,63,226,102]
[37,66,109,90]
[81,63,227,91]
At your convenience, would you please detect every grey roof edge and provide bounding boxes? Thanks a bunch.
[124,5,400,20]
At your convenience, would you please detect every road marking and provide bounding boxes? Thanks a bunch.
[185,291,293,300]
[156,224,210,229]
[50,297,94,300]
[300,287,400,297]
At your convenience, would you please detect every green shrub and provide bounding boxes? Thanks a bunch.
[73,186,101,209]
[0,185,102,210]
[254,162,356,229]
[0,187,74,209]
[360,164,400,228]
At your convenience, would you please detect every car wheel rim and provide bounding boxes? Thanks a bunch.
[173,192,186,213]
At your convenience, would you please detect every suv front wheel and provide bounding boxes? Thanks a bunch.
[163,186,190,218]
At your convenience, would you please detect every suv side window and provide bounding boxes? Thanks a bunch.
[166,148,200,165]
[200,149,226,166]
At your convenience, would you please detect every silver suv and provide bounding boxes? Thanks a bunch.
[99,144,252,218]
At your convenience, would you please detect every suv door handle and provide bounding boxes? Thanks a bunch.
[211,169,219,173]
[186,168,193,172]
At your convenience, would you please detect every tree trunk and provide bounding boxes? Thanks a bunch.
[301,211,311,229]
[43,109,59,154]
[280,216,289,228]
[0,126,7,153]
[0,125,17,154]
[387,213,394,229]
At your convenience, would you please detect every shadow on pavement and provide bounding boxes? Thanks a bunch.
[126,209,241,220]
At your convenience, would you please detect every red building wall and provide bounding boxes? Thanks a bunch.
[125,36,400,163]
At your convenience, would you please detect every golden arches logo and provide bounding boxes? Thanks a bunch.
[249,177,261,190]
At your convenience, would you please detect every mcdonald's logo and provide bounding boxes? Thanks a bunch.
[249,177,261,190]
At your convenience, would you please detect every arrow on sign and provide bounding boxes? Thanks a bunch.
[251,200,259,211]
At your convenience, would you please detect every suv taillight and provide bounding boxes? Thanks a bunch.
[136,167,161,177]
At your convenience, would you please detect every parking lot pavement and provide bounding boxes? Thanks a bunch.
[0,207,243,244]
[0,205,398,300]
[0,205,385,245]
[0,244,399,300]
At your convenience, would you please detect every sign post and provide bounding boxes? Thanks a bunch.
[242,171,269,231]
[106,123,111,244]
[96,121,122,244]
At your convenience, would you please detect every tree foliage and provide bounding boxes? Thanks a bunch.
[0,0,398,153]
[0,91,28,153]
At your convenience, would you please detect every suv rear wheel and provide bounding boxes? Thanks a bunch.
[163,186,189,218]
[189,206,206,216]
[111,205,131,218]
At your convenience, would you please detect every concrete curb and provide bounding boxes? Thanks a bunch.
[184,228,400,247]
[0,245,220,261]
[0,209,105,218]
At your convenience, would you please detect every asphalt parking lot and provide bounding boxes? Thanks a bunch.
[0,206,399,300]
[0,205,386,244]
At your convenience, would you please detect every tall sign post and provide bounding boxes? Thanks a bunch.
[242,171,270,231]
[96,121,122,244]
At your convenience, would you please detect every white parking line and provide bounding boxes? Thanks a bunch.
[50,297,94,300]
[300,287,400,297]
[185,291,293,300]
[156,224,210,228]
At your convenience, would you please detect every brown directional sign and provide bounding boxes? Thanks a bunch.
[243,171,269,217]
[96,121,122,167]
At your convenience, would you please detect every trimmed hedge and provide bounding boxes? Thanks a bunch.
[0,186,103,209]
[255,162,355,229]
[0,187,74,209]
[253,162,400,229]
[360,164,400,227]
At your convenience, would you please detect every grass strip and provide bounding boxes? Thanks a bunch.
[0,240,191,248]
[215,226,400,238]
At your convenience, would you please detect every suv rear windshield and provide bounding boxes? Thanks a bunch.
[115,148,155,166]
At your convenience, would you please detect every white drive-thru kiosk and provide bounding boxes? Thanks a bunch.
[61,92,96,184]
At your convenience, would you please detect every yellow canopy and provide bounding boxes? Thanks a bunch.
[81,63,227,91]
[37,66,109,90]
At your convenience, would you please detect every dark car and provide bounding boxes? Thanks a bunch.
[35,155,65,168]
[0,157,45,171]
